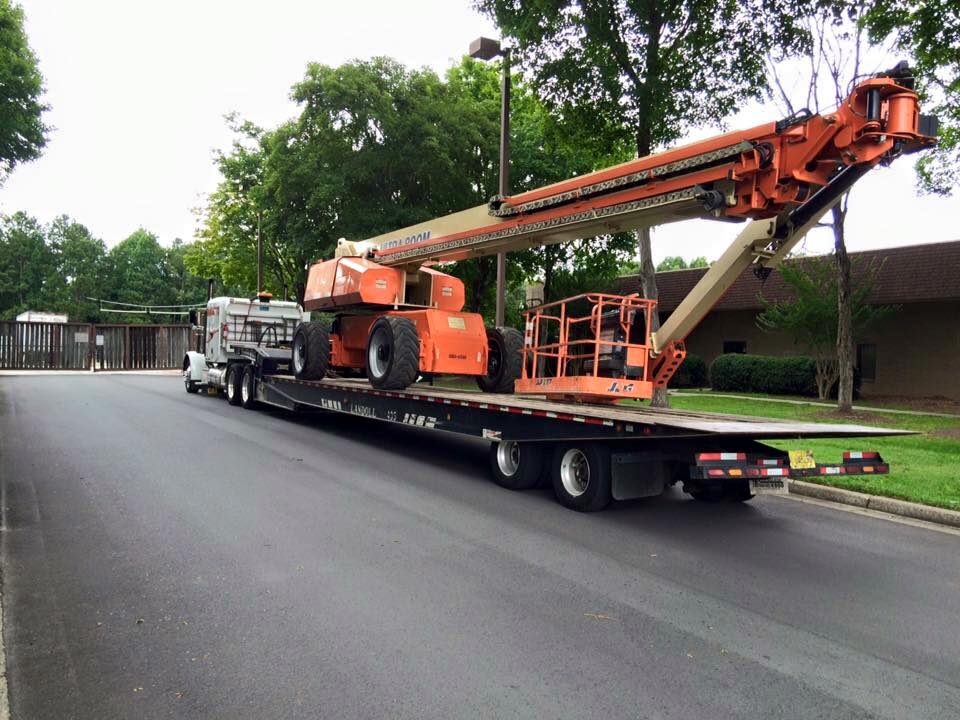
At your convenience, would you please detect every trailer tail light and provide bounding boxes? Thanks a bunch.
[843,451,879,460]
[692,450,888,483]
[697,452,746,462]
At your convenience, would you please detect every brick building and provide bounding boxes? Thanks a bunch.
[613,240,960,400]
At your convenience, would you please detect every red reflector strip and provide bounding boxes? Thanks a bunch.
[843,451,880,461]
[697,452,746,462]
[760,468,787,477]
[820,466,846,475]
[708,468,726,477]
[755,458,785,466]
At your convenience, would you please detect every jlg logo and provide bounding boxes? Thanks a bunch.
[607,382,635,393]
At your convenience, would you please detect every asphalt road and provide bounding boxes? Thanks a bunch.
[1,374,958,720]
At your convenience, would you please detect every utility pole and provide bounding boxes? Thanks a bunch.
[256,210,264,294]
[496,48,510,327]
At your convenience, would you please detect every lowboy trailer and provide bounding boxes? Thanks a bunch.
[206,371,906,512]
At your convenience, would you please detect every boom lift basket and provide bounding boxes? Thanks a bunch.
[516,293,659,402]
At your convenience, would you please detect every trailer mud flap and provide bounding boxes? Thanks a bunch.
[611,452,667,500]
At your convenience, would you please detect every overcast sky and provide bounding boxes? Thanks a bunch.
[2,0,957,265]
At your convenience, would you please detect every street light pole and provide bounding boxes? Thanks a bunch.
[496,48,510,327]
[469,36,510,327]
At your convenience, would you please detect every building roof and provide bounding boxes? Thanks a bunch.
[613,240,960,312]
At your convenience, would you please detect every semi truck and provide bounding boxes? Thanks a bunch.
[183,63,932,511]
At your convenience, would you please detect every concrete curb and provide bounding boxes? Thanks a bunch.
[789,480,960,529]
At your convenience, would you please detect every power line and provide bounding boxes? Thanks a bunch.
[85,297,206,310]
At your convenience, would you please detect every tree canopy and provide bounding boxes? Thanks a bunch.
[190,57,635,317]
[0,0,48,181]
[864,0,959,195]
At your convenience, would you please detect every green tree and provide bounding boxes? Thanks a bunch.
[46,215,107,321]
[0,212,52,318]
[193,57,631,315]
[756,255,892,400]
[477,0,807,406]
[107,228,174,321]
[864,0,959,195]
[0,0,48,181]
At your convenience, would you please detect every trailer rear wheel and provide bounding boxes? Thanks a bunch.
[366,316,420,390]
[241,366,258,409]
[489,441,543,490]
[292,322,330,380]
[551,443,612,512]
[724,479,755,502]
[476,327,523,393]
[226,364,243,405]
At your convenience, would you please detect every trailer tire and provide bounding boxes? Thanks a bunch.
[688,483,725,502]
[724,479,755,502]
[488,441,543,490]
[476,327,523,394]
[226,364,243,405]
[551,443,612,512]
[292,322,330,380]
[241,365,258,409]
[366,316,420,390]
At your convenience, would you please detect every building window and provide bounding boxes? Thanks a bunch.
[857,343,877,383]
[723,340,747,354]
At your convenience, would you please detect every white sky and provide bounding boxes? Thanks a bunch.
[2,0,957,265]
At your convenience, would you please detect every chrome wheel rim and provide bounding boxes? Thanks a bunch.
[293,334,305,374]
[226,369,236,399]
[183,368,191,388]
[560,448,590,497]
[496,441,520,477]
[241,374,251,403]
[368,326,390,379]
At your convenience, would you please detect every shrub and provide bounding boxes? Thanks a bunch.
[709,353,860,398]
[670,353,708,388]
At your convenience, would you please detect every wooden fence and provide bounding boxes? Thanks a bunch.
[0,321,192,371]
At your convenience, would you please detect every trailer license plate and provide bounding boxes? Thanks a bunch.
[750,478,788,495]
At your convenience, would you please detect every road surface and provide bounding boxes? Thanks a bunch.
[1,374,958,719]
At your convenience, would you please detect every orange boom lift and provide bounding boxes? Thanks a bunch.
[293,63,936,401]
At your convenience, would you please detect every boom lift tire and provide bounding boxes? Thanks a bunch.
[551,442,612,512]
[292,322,330,381]
[226,364,243,405]
[241,365,258,410]
[476,327,523,394]
[488,441,544,490]
[365,316,420,390]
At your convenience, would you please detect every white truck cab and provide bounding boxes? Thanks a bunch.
[183,294,306,397]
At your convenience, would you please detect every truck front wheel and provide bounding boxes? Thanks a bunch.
[292,322,330,380]
[551,443,612,512]
[183,361,199,394]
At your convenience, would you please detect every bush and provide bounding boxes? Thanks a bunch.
[669,353,708,388]
[709,354,860,399]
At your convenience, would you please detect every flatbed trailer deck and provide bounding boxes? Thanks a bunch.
[241,374,905,511]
